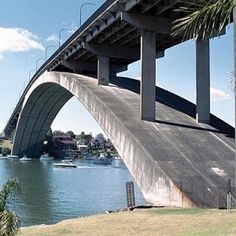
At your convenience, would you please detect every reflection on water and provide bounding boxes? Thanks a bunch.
[0,159,144,226]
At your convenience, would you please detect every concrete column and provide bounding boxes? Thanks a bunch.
[97,56,109,85]
[141,30,156,121]
[196,39,210,123]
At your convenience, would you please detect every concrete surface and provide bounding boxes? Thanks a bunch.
[12,71,235,208]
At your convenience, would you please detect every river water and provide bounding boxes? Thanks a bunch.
[0,158,145,226]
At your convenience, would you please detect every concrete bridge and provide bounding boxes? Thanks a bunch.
[3,0,235,207]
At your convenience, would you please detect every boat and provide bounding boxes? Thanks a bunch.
[0,155,8,160]
[93,153,112,165]
[19,155,32,161]
[7,154,18,159]
[114,155,122,160]
[54,160,77,168]
[62,159,74,163]
[40,153,53,161]
[84,154,94,160]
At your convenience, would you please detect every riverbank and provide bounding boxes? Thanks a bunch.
[18,208,236,236]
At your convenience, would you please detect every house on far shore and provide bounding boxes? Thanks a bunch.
[51,131,78,159]
[78,144,88,155]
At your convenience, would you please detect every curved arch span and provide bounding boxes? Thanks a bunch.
[12,71,235,208]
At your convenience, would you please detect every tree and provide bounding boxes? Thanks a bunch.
[173,0,235,40]
[76,132,93,145]
[1,148,11,156]
[0,178,20,236]
[66,131,75,139]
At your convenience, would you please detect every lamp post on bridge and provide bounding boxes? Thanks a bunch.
[79,2,95,26]
[28,70,36,82]
[36,57,45,71]
[23,80,28,91]
[58,29,71,48]
[45,45,56,60]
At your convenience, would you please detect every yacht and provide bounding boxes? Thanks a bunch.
[93,153,112,165]
[114,155,122,160]
[19,155,32,161]
[40,153,53,161]
[54,160,77,168]
[84,154,94,160]
[0,154,8,160]
[7,154,18,159]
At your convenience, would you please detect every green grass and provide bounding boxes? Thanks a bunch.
[18,208,236,236]
[147,207,211,215]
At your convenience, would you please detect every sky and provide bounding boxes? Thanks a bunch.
[0,0,234,137]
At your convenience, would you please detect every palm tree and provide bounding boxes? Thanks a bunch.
[173,0,235,40]
[0,178,20,236]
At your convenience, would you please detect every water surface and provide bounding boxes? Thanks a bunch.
[0,159,144,226]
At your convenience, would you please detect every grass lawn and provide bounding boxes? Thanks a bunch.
[18,208,236,236]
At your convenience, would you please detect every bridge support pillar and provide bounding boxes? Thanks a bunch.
[141,30,156,121]
[196,39,210,123]
[97,56,110,85]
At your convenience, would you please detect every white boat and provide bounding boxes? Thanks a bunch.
[40,153,53,161]
[54,160,77,168]
[62,159,74,163]
[7,154,18,159]
[0,155,8,160]
[84,155,93,160]
[114,155,122,160]
[93,153,112,165]
[19,155,32,161]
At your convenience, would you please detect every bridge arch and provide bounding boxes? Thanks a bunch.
[12,71,235,208]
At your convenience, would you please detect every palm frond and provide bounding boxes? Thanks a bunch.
[173,0,236,40]
[0,210,20,236]
[0,178,20,212]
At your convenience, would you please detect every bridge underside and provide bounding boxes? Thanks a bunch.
[12,72,235,208]
[13,83,72,158]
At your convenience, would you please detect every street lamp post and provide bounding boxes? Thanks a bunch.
[58,29,71,48]
[36,57,45,71]
[80,2,95,26]
[45,45,56,60]
[23,80,28,90]
[28,69,36,82]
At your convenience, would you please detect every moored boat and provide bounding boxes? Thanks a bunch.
[93,153,112,165]
[7,154,19,159]
[19,155,32,161]
[84,154,94,160]
[40,153,53,161]
[0,155,8,160]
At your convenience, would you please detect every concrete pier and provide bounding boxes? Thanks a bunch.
[140,30,156,121]
[97,56,110,85]
[196,39,210,123]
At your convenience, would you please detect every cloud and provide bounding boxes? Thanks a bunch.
[210,87,230,102]
[46,26,76,44]
[46,33,58,43]
[0,27,43,58]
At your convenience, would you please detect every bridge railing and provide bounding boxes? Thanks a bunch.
[4,0,120,135]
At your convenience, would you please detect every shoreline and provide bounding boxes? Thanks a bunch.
[20,204,159,228]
